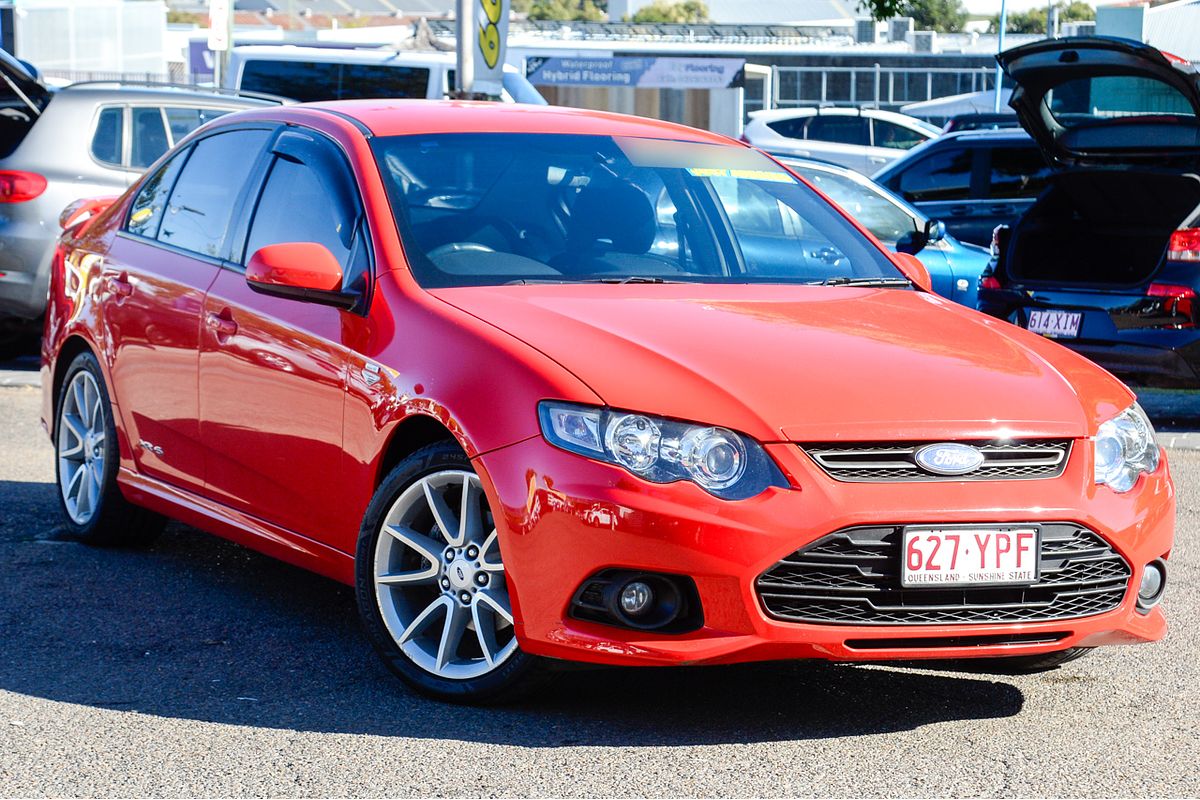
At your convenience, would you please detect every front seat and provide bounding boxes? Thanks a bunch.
[552,179,670,275]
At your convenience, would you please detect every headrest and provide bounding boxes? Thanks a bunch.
[566,179,657,254]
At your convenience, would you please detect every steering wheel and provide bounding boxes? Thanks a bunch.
[427,242,496,259]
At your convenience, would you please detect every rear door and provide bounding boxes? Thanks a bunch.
[998,36,1200,167]
[197,127,369,542]
[102,126,272,493]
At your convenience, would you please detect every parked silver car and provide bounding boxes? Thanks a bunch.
[0,52,277,351]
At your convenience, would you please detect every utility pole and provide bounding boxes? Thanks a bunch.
[993,0,1008,112]
[209,0,233,88]
[455,0,474,97]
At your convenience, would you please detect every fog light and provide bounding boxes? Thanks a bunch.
[619,581,653,616]
[1137,560,1166,610]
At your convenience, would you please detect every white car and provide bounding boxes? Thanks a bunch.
[744,107,940,174]
[226,46,546,105]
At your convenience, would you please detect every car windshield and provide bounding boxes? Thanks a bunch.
[371,133,906,288]
[789,166,918,244]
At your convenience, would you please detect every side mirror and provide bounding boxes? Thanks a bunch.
[245,242,357,309]
[892,251,933,293]
[924,218,946,244]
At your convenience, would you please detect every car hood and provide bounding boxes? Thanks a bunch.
[431,284,1134,443]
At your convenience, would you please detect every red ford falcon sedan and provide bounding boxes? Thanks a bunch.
[41,101,1173,702]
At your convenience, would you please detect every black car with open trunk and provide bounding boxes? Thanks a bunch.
[978,36,1200,388]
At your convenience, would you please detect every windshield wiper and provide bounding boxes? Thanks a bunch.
[807,276,913,288]
[581,276,679,284]
[503,276,681,286]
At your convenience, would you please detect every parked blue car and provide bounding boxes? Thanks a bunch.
[777,156,991,307]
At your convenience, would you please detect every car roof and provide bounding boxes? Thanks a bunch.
[55,83,276,107]
[932,128,1034,144]
[277,99,738,143]
[233,45,458,66]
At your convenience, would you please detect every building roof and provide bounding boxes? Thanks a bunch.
[1144,0,1200,62]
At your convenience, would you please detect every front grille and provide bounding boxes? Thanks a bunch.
[802,440,1071,482]
[756,523,1130,625]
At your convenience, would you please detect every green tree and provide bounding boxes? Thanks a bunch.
[989,0,1093,33]
[630,0,710,23]
[898,0,968,32]
[525,0,607,20]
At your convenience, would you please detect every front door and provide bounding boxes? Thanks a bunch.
[198,128,368,543]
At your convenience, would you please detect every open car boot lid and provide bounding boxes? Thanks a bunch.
[0,49,48,119]
[998,35,1200,168]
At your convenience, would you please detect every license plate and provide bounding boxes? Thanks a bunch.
[1026,309,1081,338]
[902,527,1040,587]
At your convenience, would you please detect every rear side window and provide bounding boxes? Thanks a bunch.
[766,117,808,140]
[91,106,124,167]
[239,59,429,102]
[896,148,973,202]
[164,107,229,143]
[873,120,928,150]
[127,148,188,238]
[157,129,271,258]
[805,117,869,146]
[987,146,1052,199]
[130,107,170,169]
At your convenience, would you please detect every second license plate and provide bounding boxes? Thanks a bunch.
[902,527,1040,587]
[1027,309,1081,338]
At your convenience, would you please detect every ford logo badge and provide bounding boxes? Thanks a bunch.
[914,443,985,476]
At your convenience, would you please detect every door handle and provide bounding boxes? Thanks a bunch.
[948,205,973,216]
[107,273,133,298]
[205,310,238,339]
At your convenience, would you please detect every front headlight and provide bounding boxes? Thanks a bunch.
[1094,403,1160,493]
[538,401,787,500]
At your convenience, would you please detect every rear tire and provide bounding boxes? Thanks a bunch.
[355,441,548,703]
[964,647,1092,675]
[54,351,165,546]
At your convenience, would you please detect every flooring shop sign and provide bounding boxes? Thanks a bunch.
[526,57,745,89]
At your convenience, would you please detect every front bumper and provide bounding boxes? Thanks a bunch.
[477,435,1174,666]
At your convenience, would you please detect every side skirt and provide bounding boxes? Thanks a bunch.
[117,467,356,585]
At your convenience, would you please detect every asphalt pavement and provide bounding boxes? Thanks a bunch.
[1,376,1199,796]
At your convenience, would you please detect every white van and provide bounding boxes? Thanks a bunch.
[226,46,546,105]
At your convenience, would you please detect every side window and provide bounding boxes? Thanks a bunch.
[805,117,869,146]
[130,107,170,169]
[239,59,429,102]
[897,148,973,202]
[126,148,188,238]
[158,129,271,258]
[164,107,230,144]
[873,120,928,150]
[766,117,808,140]
[987,146,1052,200]
[244,154,355,274]
[90,106,124,167]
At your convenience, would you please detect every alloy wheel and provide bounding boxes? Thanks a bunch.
[373,469,518,680]
[57,370,106,525]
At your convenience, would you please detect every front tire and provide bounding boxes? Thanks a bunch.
[54,351,165,546]
[355,441,545,703]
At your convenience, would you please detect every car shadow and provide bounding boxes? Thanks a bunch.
[0,478,1024,745]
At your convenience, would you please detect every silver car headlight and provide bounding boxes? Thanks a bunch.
[538,401,787,500]
[1094,403,1160,493]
